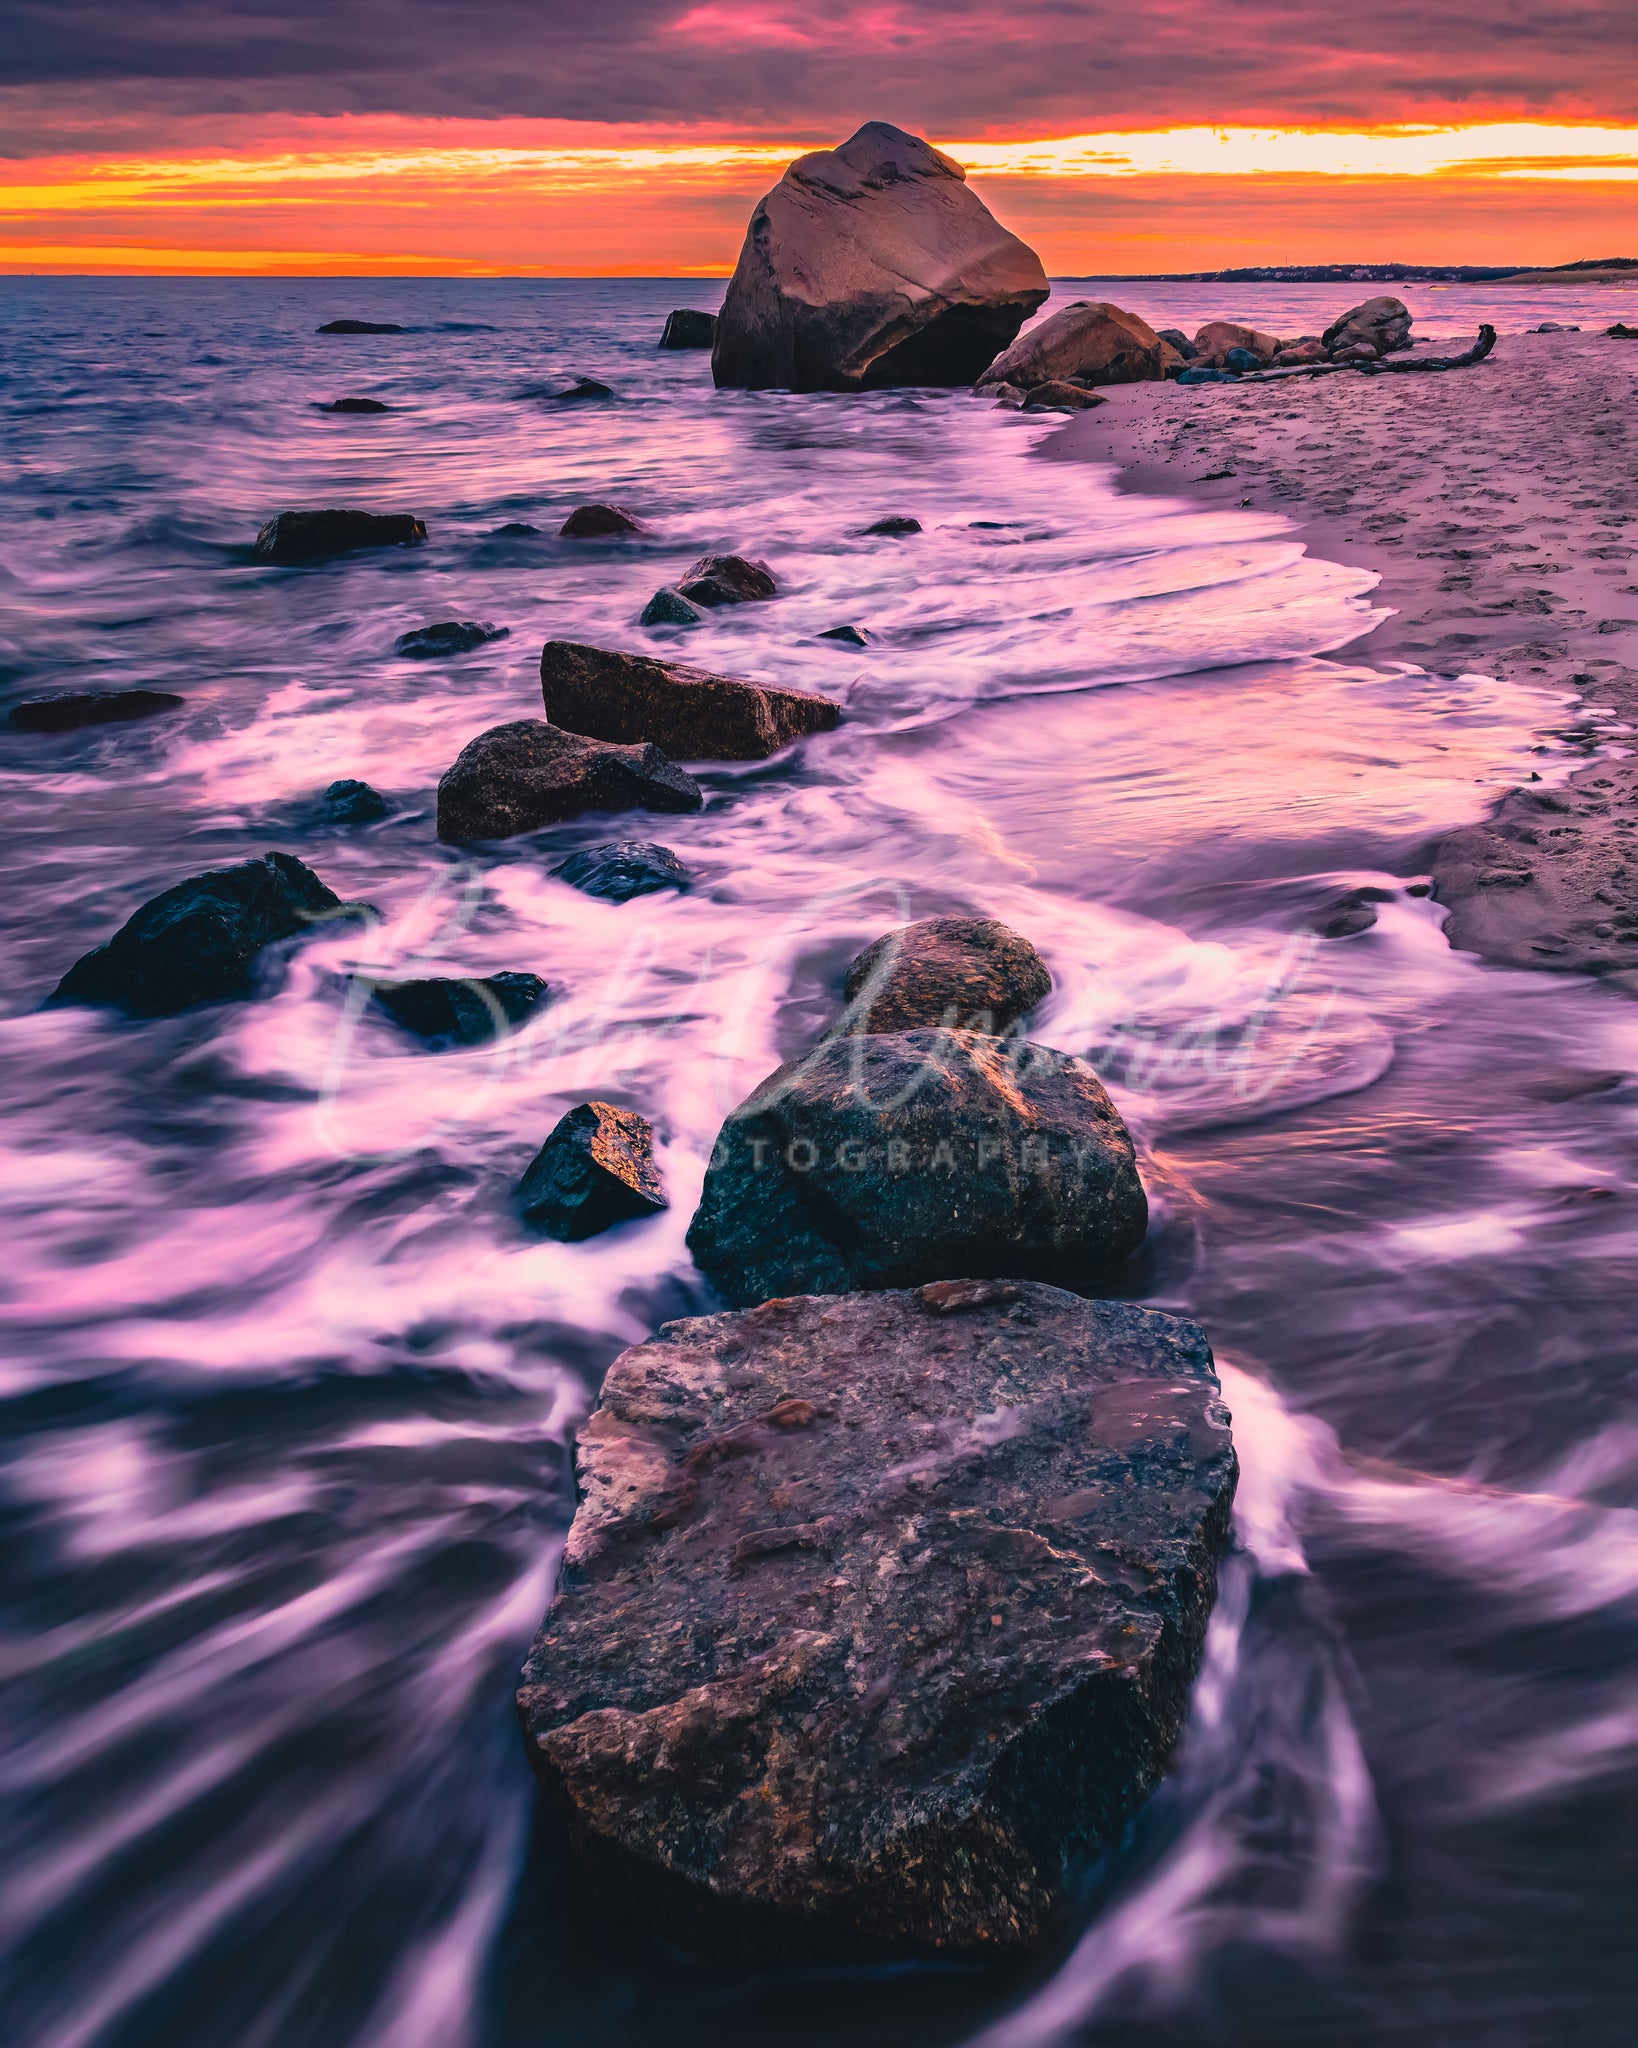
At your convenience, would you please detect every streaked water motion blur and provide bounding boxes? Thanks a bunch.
[3,278,1636,2048]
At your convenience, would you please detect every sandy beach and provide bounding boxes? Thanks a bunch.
[1051,331,1638,983]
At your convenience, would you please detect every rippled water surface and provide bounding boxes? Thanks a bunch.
[4,277,1638,2048]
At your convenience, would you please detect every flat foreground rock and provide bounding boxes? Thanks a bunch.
[540,640,838,761]
[687,1029,1146,1307]
[518,1281,1236,1956]
[436,720,703,842]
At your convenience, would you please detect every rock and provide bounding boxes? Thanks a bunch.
[989,381,1027,409]
[395,619,507,659]
[1021,381,1105,413]
[492,522,543,537]
[7,689,184,733]
[554,842,692,903]
[550,377,615,401]
[640,588,706,629]
[560,504,647,538]
[517,1101,667,1238]
[517,1281,1236,1957]
[862,516,921,536]
[1311,886,1391,938]
[1330,342,1379,365]
[1606,323,1638,340]
[1156,327,1197,360]
[316,778,388,825]
[978,300,1176,390]
[1271,340,1327,366]
[540,640,838,761]
[1191,321,1280,368]
[366,970,548,1046]
[676,554,777,607]
[1221,347,1262,374]
[712,121,1049,393]
[436,721,703,843]
[1176,367,1239,386]
[48,851,365,1018]
[659,309,718,350]
[819,624,870,646]
[1531,323,1580,334]
[686,1029,1147,1307]
[317,319,403,334]
[837,915,1051,1036]
[320,397,391,413]
[1323,296,1412,358]
[255,510,426,563]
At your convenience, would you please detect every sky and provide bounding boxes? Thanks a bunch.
[2,0,1636,274]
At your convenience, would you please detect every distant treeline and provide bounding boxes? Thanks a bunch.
[1070,257,1638,284]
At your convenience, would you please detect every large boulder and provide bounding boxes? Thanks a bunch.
[1323,295,1412,359]
[978,301,1177,390]
[48,852,364,1018]
[518,1281,1236,1956]
[540,641,839,761]
[713,122,1048,393]
[1190,322,1280,368]
[436,721,702,843]
[516,1100,667,1239]
[836,916,1051,1037]
[255,510,425,562]
[686,1029,1146,1307]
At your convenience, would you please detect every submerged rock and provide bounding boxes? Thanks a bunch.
[516,1100,668,1239]
[676,554,777,608]
[540,639,838,761]
[819,624,870,646]
[316,778,388,825]
[436,720,703,843]
[712,121,1048,393]
[319,397,391,413]
[549,377,615,402]
[687,1029,1147,1308]
[837,915,1051,1036]
[979,300,1176,390]
[1323,296,1412,358]
[255,510,426,563]
[317,319,403,334]
[639,588,706,629]
[659,309,718,350]
[553,842,692,902]
[395,619,507,659]
[518,1281,1236,1957]
[560,504,648,538]
[7,689,184,733]
[492,522,543,537]
[366,970,548,1046]
[48,852,366,1018]
[862,515,921,536]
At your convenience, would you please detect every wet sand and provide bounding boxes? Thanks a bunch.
[1049,332,1638,986]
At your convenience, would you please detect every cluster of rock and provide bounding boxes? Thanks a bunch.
[519,909,1238,1956]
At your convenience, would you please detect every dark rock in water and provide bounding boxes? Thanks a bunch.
[1323,296,1412,358]
[554,842,691,902]
[1607,323,1638,340]
[687,1029,1147,1308]
[492,522,543,537]
[639,588,706,629]
[437,720,703,843]
[1157,327,1197,360]
[541,639,838,761]
[396,619,507,659]
[366,970,548,1046]
[550,377,615,401]
[318,319,403,334]
[48,851,366,1018]
[317,778,388,825]
[255,510,426,563]
[862,515,921,536]
[1021,380,1105,413]
[989,381,1027,409]
[1313,886,1392,939]
[517,1100,667,1239]
[1222,347,1262,373]
[560,503,648,538]
[819,624,870,646]
[712,121,1048,393]
[659,308,718,350]
[518,1281,1236,1957]
[676,553,777,607]
[8,689,184,733]
[838,915,1051,1036]
[320,397,391,413]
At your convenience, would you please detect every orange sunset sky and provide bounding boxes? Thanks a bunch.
[2,0,1635,273]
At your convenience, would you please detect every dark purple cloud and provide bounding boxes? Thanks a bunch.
[2,0,1633,137]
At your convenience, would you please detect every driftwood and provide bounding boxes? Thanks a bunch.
[1359,325,1496,374]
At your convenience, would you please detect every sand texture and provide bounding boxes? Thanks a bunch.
[1051,331,1638,985]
